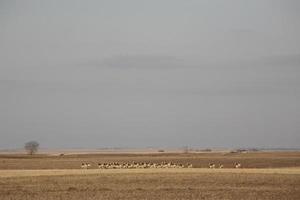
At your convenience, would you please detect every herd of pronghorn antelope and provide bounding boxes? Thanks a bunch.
[81,162,242,169]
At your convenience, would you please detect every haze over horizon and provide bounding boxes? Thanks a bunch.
[1,0,300,149]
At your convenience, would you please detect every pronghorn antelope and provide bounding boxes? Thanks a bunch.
[81,163,86,169]
[235,162,242,168]
[98,163,107,169]
[187,163,193,168]
[81,163,91,169]
[219,164,223,168]
[87,163,91,169]
[209,163,215,169]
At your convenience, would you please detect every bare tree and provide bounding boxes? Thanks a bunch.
[24,141,39,155]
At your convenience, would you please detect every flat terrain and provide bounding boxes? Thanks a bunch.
[1,151,300,169]
[0,152,300,199]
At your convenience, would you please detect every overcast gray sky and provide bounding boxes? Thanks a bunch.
[0,0,300,149]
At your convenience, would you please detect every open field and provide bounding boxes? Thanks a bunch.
[0,168,299,200]
[1,151,300,169]
[1,167,300,178]
[1,152,300,199]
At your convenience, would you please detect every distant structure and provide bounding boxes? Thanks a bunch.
[183,146,189,154]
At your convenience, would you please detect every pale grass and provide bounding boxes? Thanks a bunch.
[1,167,300,178]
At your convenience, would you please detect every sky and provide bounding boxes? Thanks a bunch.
[0,0,300,149]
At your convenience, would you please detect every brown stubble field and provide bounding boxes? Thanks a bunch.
[0,151,300,200]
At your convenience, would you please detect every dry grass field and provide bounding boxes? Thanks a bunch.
[1,151,300,169]
[0,151,300,199]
